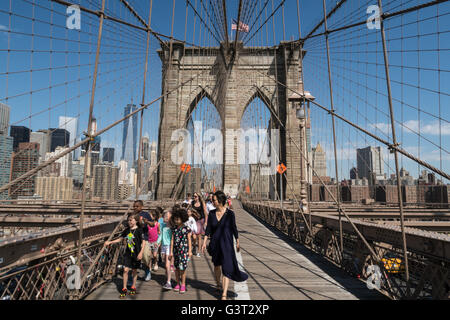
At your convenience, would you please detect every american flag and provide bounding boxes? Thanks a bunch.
[231,19,249,33]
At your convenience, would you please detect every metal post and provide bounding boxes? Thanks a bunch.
[280,171,283,209]
[184,171,187,200]
[322,0,344,254]
[77,0,106,279]
[377,0,410,295]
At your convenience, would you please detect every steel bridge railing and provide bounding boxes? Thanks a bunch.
[241,199,450,300]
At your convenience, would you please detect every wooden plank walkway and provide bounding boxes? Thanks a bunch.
[85,201,385,300]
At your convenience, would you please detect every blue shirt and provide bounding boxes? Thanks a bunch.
[157,221,173,246]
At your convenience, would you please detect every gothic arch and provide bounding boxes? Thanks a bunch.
[239,86,277,126]
[185,86,223,128]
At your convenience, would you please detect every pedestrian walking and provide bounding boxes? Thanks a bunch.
[158,210,174,290]
[169,207,192,294]
[183,193,192,205]
[148,210,161,271]
[155,207,165,267]
[186,206,199,255]
[192,192,208,257]
[202,191,248,300]
[104,213,144,299]
[206,193,215,213]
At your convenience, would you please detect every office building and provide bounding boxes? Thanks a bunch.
[0,103,10,136]
[102,147,115,163]
[30,130,51,160]
[142,137,150,161]
[356,146,384,182]
[118,183,133,200]
[9,142,39,198]
[0,135,13,199]
[118,160,128,185]
[312,143,327,177]
[59,116,79,159]
[49,128,70,152]
[93,164,119,200]
[350,167,358,180]
[72,160,85,188]
[45,146,72,177]
[36,176,73,201]
[10,126,30,151]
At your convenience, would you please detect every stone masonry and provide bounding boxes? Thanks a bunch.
[155,41,306,200]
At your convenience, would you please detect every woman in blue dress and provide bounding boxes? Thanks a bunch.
[202,191,248,300]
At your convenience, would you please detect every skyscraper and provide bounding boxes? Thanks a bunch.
[142,136,150,161]
[80,118,101,171]
[9,142,39,199]
[356,146,384,182]
[312,143,327,177]
[93,164,119,200]
[45,146,72,177]
[350,167,359,180]
[0,135,13,199]
[59,116,79,159]
[102,148,115,163]
[36,176,73,201]
[30,130,51,160]
[10,126,31,152]
[49,128,70,152]
[122,104,138,169]
[0,103,10,136]
[150,141,157,167]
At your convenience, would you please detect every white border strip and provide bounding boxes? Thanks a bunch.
[234,240,250,300]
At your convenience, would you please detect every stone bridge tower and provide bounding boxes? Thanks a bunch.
[155,41,306,200]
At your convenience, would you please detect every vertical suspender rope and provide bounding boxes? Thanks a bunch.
[376,0,410,295]
[297,0,313,234]
[77,0,106,289]
[136,0,154,196]
[322,0,344,254]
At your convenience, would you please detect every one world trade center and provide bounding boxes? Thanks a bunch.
[121,104,138,169]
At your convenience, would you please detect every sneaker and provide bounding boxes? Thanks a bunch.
[173,284,180,292]
[180,285,186,294]
[162,282,172,290]
[129,286,137,295]
[196,253,201,257]
[145,270,151,281]
[119,288,127,299]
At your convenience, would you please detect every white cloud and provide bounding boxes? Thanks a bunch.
[369,123,390,136]
[403,120,450,136]
[371,120,450,136]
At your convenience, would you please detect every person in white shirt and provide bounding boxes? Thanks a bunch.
[183,193,192,205]
[185,207,198,234]
[206,193,216,213]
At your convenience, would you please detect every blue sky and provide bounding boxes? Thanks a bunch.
[0,0,449,184]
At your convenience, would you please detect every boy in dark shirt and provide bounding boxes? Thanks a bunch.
[105,213,144,298]
[132,200,154,281]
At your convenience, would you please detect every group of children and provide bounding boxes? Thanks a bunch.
[104,201,209,298]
